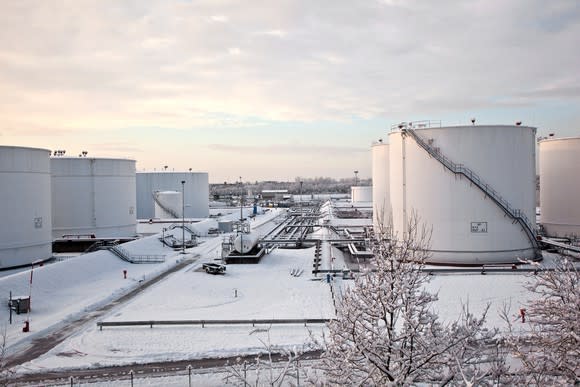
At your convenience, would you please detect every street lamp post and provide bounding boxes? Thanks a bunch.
[239,176,243,222]
[181,180,186,254]
[239,177,243,253]
[299,180,303,217]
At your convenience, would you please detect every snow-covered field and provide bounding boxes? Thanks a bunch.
[23,245,332,372]
[0,204,559,385]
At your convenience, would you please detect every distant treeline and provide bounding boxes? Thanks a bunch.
[210,177,371,197]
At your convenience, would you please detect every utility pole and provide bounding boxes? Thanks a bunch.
[181,180,186,254]
[299,180,303,217]
[239,176,243,253]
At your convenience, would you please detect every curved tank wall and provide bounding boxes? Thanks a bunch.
[372,142,390,231]
[154,191,183,219]
[51,158,137,238]
[539,137,580,238]
[233,232,260,254]
[136,172,209,219]
[389,124,537,264]
[351,186,372,203]
[0,146,52,268]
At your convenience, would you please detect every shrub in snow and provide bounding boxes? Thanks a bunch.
[501,257,579,385]
[320,214,501,386]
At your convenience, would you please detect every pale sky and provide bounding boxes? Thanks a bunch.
[1,0,578,183]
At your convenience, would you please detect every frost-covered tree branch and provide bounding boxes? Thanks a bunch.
[501,257,579,385]
[319,213,500,386]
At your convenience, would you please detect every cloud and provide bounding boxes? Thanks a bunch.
[0,0,577,130]
[0,0,578,180]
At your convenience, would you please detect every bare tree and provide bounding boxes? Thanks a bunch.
[501,257,579,385]
[320,214,499,386]
[224,327,320,386]
[0,326,13,387]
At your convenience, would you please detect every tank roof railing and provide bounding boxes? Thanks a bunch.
[391,120,442,131]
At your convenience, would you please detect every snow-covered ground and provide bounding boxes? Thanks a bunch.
[22,245,332,372]
[0,204,565,386]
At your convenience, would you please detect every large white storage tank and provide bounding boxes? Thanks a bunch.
[539,137,580,238]
[372,141,390,230]
[136,172,209,219]
[389,122,538,265]
[51,157,137,238]
[153,191,183,219]
[351,186,372,203]
[0,146,52,268]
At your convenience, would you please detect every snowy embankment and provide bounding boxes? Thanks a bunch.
[0,228,193,358]
[20,246,334,372]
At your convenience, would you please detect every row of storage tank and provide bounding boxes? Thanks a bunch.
[0,146,209,269]
[372,123,579,265]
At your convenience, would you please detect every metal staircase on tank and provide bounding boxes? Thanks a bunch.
[402,127,541,258]
[152,192,181,219]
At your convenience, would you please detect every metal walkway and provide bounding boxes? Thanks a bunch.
[539,237,580,254]
[403,128,541,258]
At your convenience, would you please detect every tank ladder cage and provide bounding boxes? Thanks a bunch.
[391,120,442,131]
[402,128,540,257]
[152,191,180,219]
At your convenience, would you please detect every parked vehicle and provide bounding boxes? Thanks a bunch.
[202,263,226,275]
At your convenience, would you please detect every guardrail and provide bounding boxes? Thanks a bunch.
[97,318,331,330]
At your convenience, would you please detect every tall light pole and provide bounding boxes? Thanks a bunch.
[181,180,186,254]
[299,180,303,217]
[239,176,243,222]
[239,177,243,254]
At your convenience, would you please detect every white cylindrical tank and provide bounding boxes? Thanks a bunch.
[136,172,209,219]
[0,146,52,268]
[372,142,390,231]
[51,157,137,238]
[351,186,373,203]
[539,137,580,238]
[389,124,537,265]
[153,191,183,219]
[233,233,260,254]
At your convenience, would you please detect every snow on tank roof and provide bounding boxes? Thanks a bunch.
[538,136,580,143]
[0,145,51,153]
[137,171,208,174]
[389,122,536,133]
[50,156,135,162]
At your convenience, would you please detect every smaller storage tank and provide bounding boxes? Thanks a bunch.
[136,172,209,219]
[539,137,580,238]
[0,146,52,269]
[153,191,183,219]
[351,186,373,203]
[51,157,137,238]
[372,141,390,230]
[233,233,260,254]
